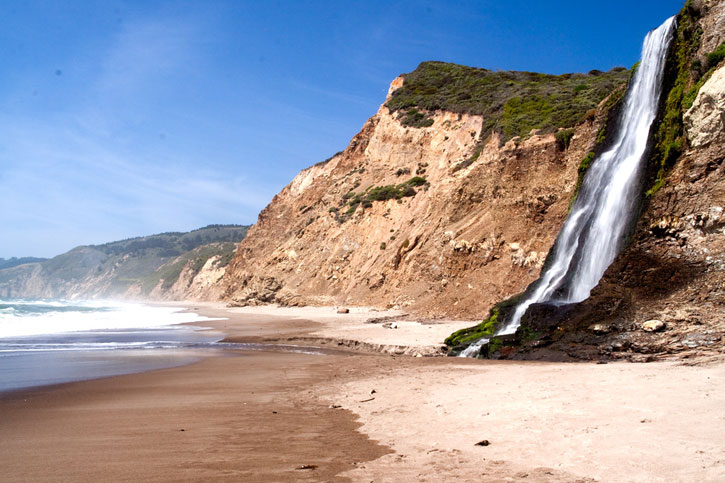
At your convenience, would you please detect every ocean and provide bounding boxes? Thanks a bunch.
[0,299,223,392]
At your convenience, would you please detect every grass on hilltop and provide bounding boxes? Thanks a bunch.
[386,61,630,141]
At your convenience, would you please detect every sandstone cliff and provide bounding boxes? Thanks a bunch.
[223,1,725,362]
[222,67,627,318]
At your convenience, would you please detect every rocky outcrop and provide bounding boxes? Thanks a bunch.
[695,0,725,54]
[223,80,615,318]
[144,249,231,301]
[685,65,725,148]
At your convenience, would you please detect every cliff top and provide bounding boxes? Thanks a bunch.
[385,61,631,140]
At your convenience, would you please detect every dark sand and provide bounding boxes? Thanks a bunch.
[0,349,390,482]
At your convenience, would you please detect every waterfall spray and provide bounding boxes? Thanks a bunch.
[461,16,677,357]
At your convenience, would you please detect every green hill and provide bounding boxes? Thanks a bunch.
[0,225,249,299]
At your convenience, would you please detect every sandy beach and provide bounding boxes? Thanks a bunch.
[1,303,724,482]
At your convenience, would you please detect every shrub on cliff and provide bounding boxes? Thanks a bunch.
[386,61,630,141]
[339,177,428,219]
[706,42,725,69]
[646,4,703,195]
[555,128,575,150]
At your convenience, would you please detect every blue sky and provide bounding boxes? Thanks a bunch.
[1,0,684,258]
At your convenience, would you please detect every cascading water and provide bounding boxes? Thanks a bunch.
[460,16,676,357]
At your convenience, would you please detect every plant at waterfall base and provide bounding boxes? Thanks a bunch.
[445,308,500,348]
[445,293,525,353]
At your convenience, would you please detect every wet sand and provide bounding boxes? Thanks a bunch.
[0,350,389,482]
[2,303,724,482]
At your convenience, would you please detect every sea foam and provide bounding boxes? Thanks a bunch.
[0,299,221,338]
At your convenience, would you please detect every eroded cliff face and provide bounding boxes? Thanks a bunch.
[223,1,725,361]
[0,249,232,301]
[223,85,611,318]
[146,252,229,301]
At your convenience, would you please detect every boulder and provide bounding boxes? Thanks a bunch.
[588,323,612,335]
[642,320,666,332]
[684,65,725,149]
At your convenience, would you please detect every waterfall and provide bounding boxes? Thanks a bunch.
[459,337,490,358]
[462,16,676,356]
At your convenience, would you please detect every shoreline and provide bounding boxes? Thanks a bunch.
[0,302,396,482]
[1,301,724,481]
[180,301,476,356]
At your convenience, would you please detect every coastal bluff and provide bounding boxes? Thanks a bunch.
[223,0,725,360]
[221,63,627,319]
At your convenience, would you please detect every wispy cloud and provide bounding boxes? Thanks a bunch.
[96,17,199,97]
[0,12,284,257]
[287,79,379,108]
[0,103,272,257]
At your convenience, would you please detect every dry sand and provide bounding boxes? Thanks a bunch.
[1,303,724,482]
[186,303,475,356]
[319,358,725,482]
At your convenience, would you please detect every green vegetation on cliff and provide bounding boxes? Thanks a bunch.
[92,224,248,258]
[646,2,703,195]
[386,61,630,140]
[445,307,500,348]
[342,177,428,216]
[445,295,525,355]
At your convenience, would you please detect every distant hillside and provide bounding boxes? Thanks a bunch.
[0,257,48,270]
[0,225,249,300]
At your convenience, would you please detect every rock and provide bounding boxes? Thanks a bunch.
[642,320,666,332]
[475,440,491,446]
[588,323,612,335]
[336,307,350,314]
[295,464,318,471]
[684,65,725,149]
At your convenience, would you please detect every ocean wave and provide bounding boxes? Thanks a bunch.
[0,299,224,338]
[0,341,187,353]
